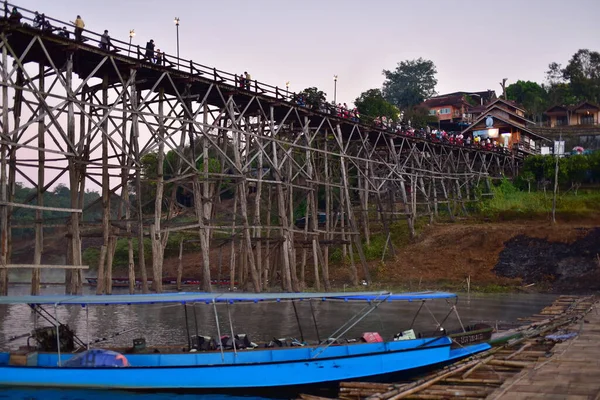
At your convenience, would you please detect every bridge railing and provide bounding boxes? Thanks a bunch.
[2,1,522,159]
[2,1,292,101]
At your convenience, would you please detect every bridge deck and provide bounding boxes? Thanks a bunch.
[0,13,518,157]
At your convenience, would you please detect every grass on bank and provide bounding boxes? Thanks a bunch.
[474,179,600,220]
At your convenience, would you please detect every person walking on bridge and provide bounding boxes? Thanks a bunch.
[145,39,155,62]
[244,71,251,90]
[100,30,111,51]
[72,15,84,41]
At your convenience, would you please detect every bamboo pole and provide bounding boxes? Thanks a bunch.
[383,359,480,400]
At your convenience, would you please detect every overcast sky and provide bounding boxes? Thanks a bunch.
[13,0,600,105]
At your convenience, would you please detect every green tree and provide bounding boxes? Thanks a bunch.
[506,80,548,122]
[562,49,600,104]
[404,105,437,129]
[382,58,438,109]
[294,87,327,110]
[545,50,600,105]
[543,82,576,107]
[354,89,399,122]
[566,155,589,194]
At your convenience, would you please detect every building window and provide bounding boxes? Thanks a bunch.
[439,108,451,115]
[556,116,568,126]
[429,110,437,116]
[580,114,595,125]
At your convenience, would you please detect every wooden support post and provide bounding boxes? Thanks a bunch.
[287,136,298,292]
[340,178,347,261]
[176,238,183,291]
[0,37,9,295]
[122,75,134,295]
[359,166,370,246]
[306,130,319,291]
[193,172,212,292]
[264,186,272,290]
[398,178,414,238]
[411,174,417,228]
[440,177,454,221]
[432,177,439,217]
[336,125,370,284]
[253,116,264,289]
[131,78,148,293]
[229,102,260,292]
[67,55,82,295]
[271,106,292,292]
[6,65,23,270]
[456,177,467,215]
[197,103,212,292]
[151,87,165,293]
[323,132,332,289]
[73,89,89,296]
[229,192,238,292]
[96,75,110,295]
[32,62,45,295]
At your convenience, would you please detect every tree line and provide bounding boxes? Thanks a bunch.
[293,58,439,128]
[516,152,600,193]
[10,183,101,240]
[292,48,600,128]
[507,49,600,122]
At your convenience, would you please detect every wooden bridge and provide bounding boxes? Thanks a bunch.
[0,2,521,295]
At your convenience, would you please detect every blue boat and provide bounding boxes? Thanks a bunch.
[0,291,490,393]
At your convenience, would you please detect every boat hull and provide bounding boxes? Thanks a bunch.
[0,339,490,390]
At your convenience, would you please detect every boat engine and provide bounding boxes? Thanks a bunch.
[30,325,75,352]
[190,335,217,351]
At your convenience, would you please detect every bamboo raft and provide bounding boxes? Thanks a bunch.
[298,295,596,400]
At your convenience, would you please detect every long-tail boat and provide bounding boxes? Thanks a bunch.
[0,291,490,393]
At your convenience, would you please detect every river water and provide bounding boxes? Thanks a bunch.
[0,286,557,400]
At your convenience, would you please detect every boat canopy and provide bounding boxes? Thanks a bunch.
[0,291,457,306]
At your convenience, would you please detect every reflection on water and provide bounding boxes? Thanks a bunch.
[0,285,557,399]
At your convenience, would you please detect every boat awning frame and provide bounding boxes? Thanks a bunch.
[0,291,457,306]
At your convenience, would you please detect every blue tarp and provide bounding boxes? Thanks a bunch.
[0,291,457,306]
[545,332,578,342]
[63,349,130,368]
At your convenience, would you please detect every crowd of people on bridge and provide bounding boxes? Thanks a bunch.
[3,6,171,64]
[290,94,510,152]
[2,5,513,155]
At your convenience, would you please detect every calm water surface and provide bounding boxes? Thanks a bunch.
[0,285,557,400]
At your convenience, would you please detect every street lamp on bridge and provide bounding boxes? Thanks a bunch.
[174,17,180,68]
[128,29,135,57]
[333,74,338,104]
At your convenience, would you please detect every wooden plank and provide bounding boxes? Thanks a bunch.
[0,201,82,213]
[1,264,89,270]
